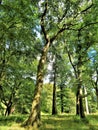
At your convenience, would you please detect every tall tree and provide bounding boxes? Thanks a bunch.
[0,0,39,116]
[25,0,98,127]
[52,55,57,115]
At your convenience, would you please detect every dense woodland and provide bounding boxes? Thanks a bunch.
[0,0,98,130]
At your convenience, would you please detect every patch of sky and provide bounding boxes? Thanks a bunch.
[88,48,97,63]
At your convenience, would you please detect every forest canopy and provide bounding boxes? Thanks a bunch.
[0,0,98,129]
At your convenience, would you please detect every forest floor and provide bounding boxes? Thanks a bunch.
[0,113,98,130]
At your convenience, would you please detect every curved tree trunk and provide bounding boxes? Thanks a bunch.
[24,0,71,127]
[25,41,50,128]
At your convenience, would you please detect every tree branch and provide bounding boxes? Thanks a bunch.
[41,0,49,43]
[65,46,78,79]
[81,3,93,13]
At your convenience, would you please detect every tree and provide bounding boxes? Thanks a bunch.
[52,55,57,115]
[87,47,98,109]
[0,0,39,116]
[1,0,98,128]
[64,0,98,117]
[25,0,78,127]
[25,0,98,127]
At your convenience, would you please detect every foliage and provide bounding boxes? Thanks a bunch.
[41,83,53,113]
[57,87,76,113]
[0,0,98,128]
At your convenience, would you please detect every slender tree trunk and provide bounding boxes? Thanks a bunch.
[79,97,85,118]
[25,42,50,128]
[76,66,82,116]
[76,76,85,118]
[84,87,89,114]
[76,87,85,118]
[79,88,85,118]
[5,102,12,116]
[96,88,98,109]
[60,85,64,113]
[52,61,57,115]
[65,39,85,118]
[76,90,80,115]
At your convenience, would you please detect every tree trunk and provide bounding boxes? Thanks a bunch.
[96,88,98,109]
[60,85,64,113]
[84,87,89,114]
[79,88,85,118]
[5,102,12,116]
[76,87,85,118]
[76,90,80,115]
[52,61,57,115]
[25,42,50,128]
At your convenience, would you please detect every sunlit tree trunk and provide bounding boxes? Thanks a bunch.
[84,87,89,114]
[24,0,71,127]
[75,37,85,118]
[25,42,50,127]
[76,87,85,118]
[79,88,85,118]
[76,72,85,118]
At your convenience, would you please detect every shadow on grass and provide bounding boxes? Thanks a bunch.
[40,114,90,130]
[0,115,27,126]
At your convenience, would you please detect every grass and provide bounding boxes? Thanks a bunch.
[0,113,98,130]
[0,115,26,130]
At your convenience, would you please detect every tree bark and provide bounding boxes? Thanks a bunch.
[75,67,85,118]
[24,41,50,128]
[84,87,89,114]
[66,46,85,118]
[96,88,98,109]
[79,88,85,118]
[76,87,85,118]
[52,61,57,115]
[24,0,72,127]
[76,90,80,115]
[5,102,12,116]
[60,85,64,113]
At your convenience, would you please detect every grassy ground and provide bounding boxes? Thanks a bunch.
[0,114,98,130]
